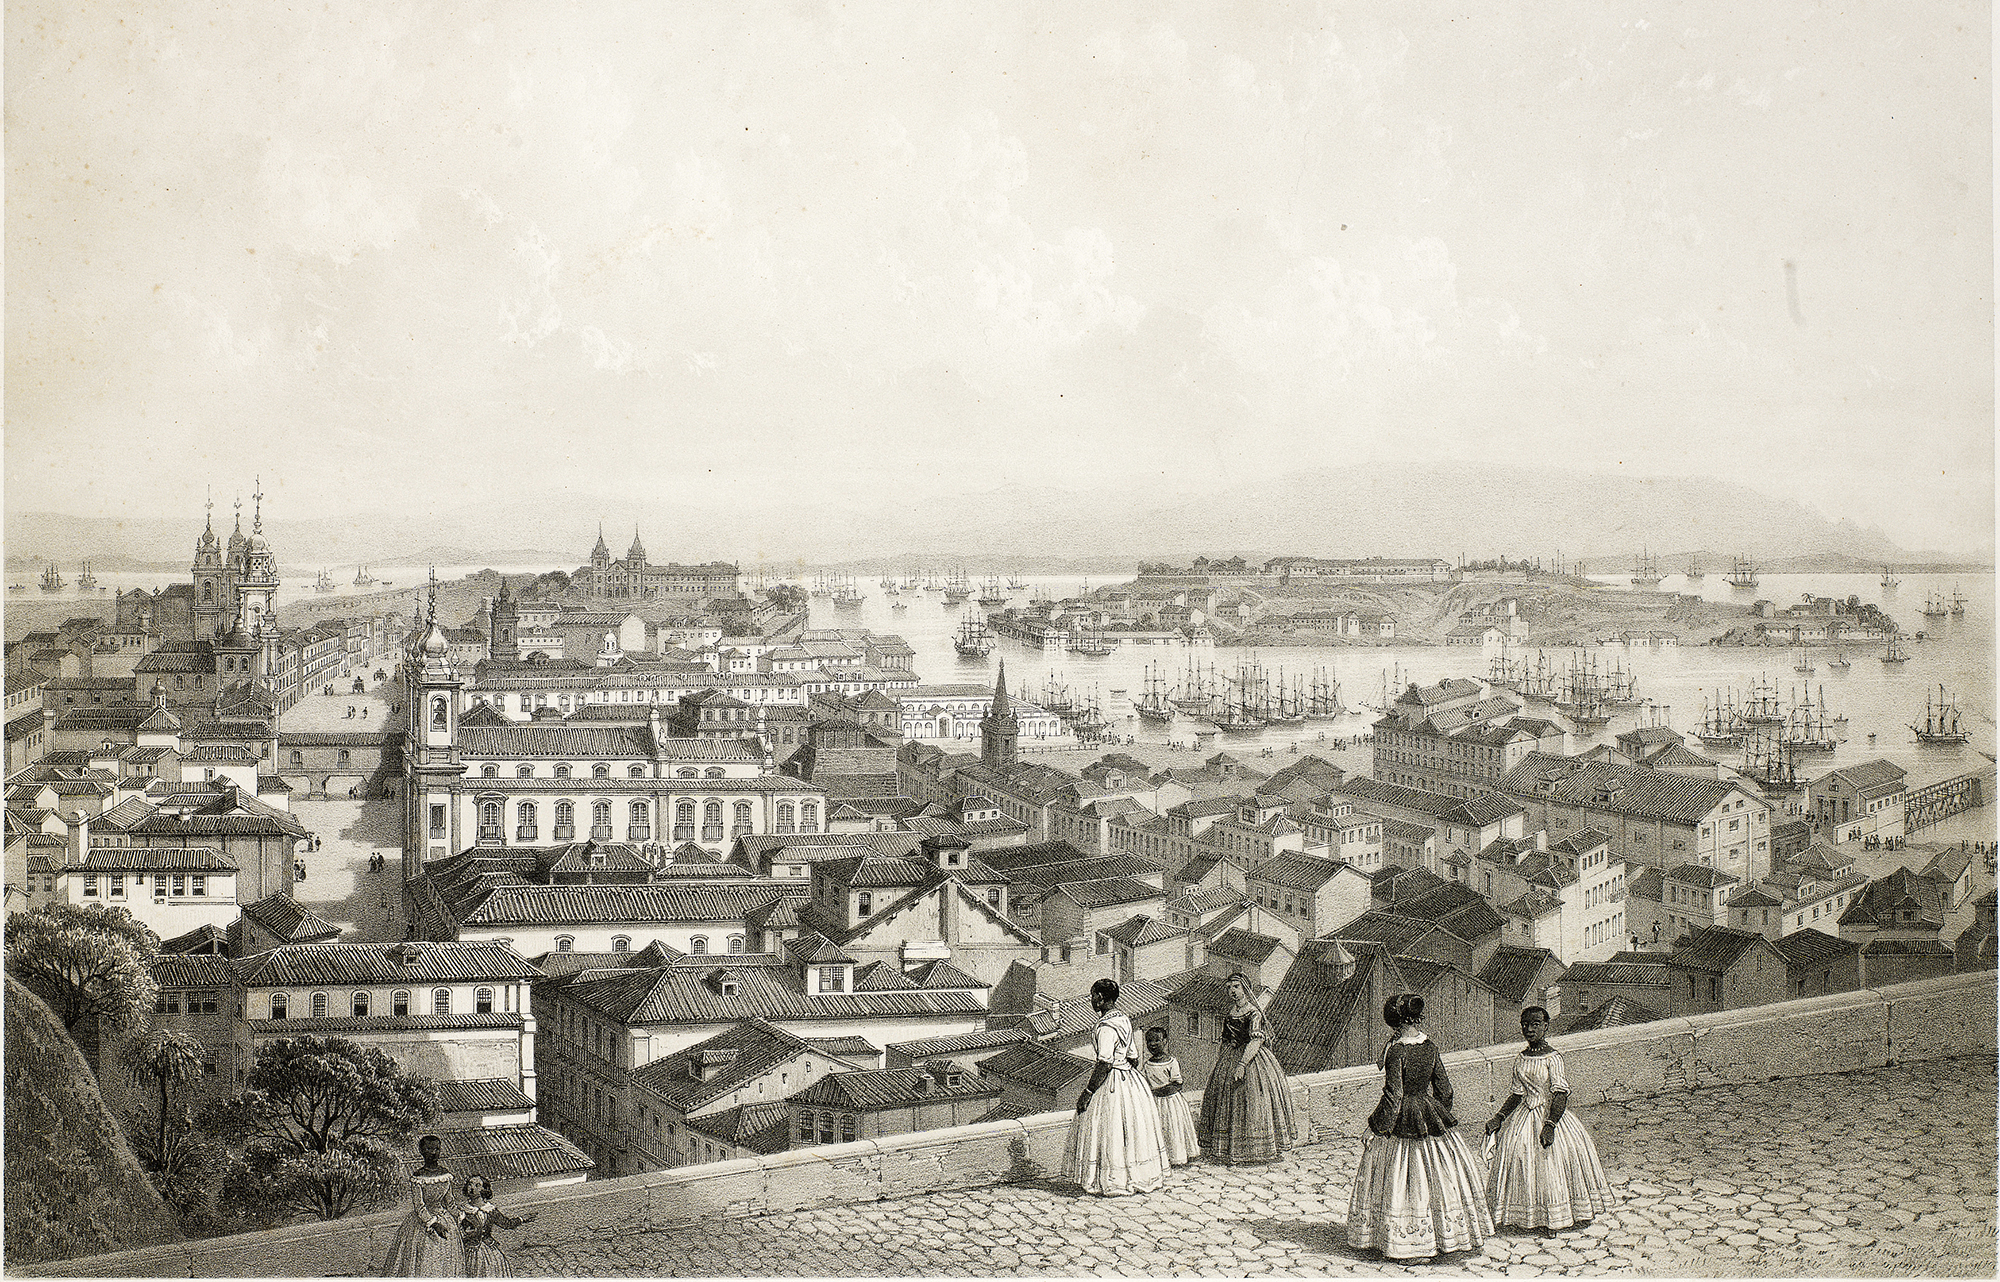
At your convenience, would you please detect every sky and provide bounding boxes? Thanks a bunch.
[6,0,1993,555]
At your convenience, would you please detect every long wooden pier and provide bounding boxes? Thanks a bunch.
[1905,765,1997,833]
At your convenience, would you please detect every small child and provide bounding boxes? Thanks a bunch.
[1143,1025,1199,1167]
[1484,1006,1616,1233]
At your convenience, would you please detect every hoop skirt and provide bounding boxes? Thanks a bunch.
[1487,1051,1615,1229]
[1347,1037,1492,1260]
[1197,1007,1297,1164]
[381,1171,462,1277]
[1061,1011,1168,1196]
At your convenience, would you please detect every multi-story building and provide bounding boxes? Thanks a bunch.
[1498,753,1771,886]
[1808,760,1909,843]
[1476,828,1629,964]
[626,1018,857,1171]
[1371,679,1565,798]
[573,527,739,600]
[1662,926,1789,1017]
[786,1062,1000,1148]
[1244,852,1372,942]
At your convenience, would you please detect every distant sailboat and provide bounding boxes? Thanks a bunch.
[1685,556,1704,582]
[1725,557,1759,589]
[1910,685,1970,745]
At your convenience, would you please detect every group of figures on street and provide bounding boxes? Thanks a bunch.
[1064,976,1616,1263]
[382,1135,538,1277]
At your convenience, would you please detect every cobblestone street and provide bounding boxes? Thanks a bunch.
[512,1056,1997,1278]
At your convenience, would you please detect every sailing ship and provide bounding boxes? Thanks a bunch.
[1135,663,1176,723]
[315,569,337,593]
[809,575,831,599]
[1881,634,1910,665]
[1211,671,1268,735]
[1072,689,1111,742]
[1793,646,1814,676]
[1174,660,1219,717]
[1007,574,1026,591]
[1880,565,1900,591]
[1921,592,1950,619]
[76,563,100,590]
[1038,676,1076,719]
[1305,666,1343,720]
[1685,556,1704,582]
[1695,691,1743,748]
[942,568,972,606]
[353,566,376,587]
[878,574,897,589]
[1487,649,1523,692]
[1780,688,1838,754]
[38,563,64,592]
[1742,731,1803,792]
[1725,557,1759,589]
[1739,676,1785,726]
[953,615,993,658]
[1603,658,1641,707]
[1827,650,1851,671]
[1554,654,1613,728]
[977,577,1009,608]
[1910,685,1970,745]
[1951,585,1967,617]
[832,577,866,609]
[1629,548,1664,588]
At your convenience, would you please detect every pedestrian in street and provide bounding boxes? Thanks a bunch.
[1197,973,1296,1165]
[363,707,370,720]
[1143,1026,1198,1168]
[1485,1006,1614,1233]
[1061,977,1168,1197]
[459,1176,536,1277]
[1346,994,1492,1262]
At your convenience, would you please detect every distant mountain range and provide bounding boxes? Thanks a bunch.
[6,463,1985,574]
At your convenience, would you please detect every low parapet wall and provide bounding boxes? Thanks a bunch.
[25,971,1995,1278]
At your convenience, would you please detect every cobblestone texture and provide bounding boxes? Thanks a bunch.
[510,1056,1997,1277]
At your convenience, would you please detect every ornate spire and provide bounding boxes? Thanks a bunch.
[233,494,242,533]
[205,487,213,534]
[252,477,264,534]
[426,564,438,628]
[990,659,1013,720]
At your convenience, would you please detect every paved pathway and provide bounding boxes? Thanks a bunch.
[285,797,406,943]
[512,1056,1997,1278]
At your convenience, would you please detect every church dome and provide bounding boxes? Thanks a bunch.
[421,621,451,657]
[221,617,254,648]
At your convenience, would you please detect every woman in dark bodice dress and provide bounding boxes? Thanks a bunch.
[459,1176,537,1277]
[1346,994,1493,1261]
[1196,973,1296,1164]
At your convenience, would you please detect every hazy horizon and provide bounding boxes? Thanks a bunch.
[6,1,1993,558]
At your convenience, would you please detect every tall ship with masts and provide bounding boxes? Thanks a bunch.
[38,563,64,592]
[76,563,100,591]
[1921,591,1950,620]
[1554,654,1613,728]
[1880,565,1900,591]
[1629,548,1664,588]
[953,615,993,658]
[1725,557,1759,589]
[942,568,972,606]
[1695,691,1743,748]
[1780,687,1839,754]
[1211,666,1268,735]
[1007,573,1026,591]
[977,577,1009,608]
[1135,663,1176,723]
[353,565,376,587]
[1739,676,1785,726]
[1910,685,1970,745]
[1951,585,1967,617]
[832,576,866,609]
[315,569,337,593]
[1881,633,1910,665]
[1068,621,1114,657]
[1742,731,1802,793]
[1685,555,1704,582]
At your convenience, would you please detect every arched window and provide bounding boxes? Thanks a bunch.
[703,800,723,841]
[629,764,646,779]
[517,765,534,779]
[554,936,575,953]
[704,766,724,779]
[592,763,610,779]
[677,767,698,779]
[554,800,574,837]
[818,1112,834,1144]
[432,989,451,1016]
[690,936,709,955]
[728,935,744,955]
[630,800,649,825]
[482,764,498,778]
[676,800,695,841]
[801,802,819,834]
[269,993,288,1020]
[611,936,631,953]
[798,1110,815,1143]
[351,991,370,1018]
[777,802,795,835]
[841,1113,856,1143]
[392,990,410,1017]
[517,801,537,838]
[480,800,502,839]
[553,764,571,779]
[311,992,329,1019]
[734,801,753,835]
[475,987,494,1015]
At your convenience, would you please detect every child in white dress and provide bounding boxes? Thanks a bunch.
[1484,1006,1616,1231]
[1143,1025,1199,1166]
[1061,978,1169,1196]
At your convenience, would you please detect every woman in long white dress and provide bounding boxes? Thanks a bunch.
[1484,1006,1615,1231]
[1061,977,1169,1196]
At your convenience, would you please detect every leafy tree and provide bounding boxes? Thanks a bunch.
[203,1036,438,1222]
[5,903,160,1036]
[121,1031,210,1194]
[766,583,806,612]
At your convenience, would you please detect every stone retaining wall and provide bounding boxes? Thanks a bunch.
[23,971,1994,1278]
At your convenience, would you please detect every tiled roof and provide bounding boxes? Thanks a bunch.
[976,1042,1094,1093]
[156,924,231,958]
[630,1018,823,1111]
[1817,759,1909,796]
[1553,995,1666,1035]
[1498,753,1753,826]
[151,953,239,987]
[1262,939,1377,1074]
[458,724,656,759]
[816,854,935,890]
[1054,877,1164,911]
[1478,946,1562,1005]
[560,961,990,1026]
[66,846,235,872]
[421,1123,594,1182]
[1248,852,1352,894]
[434,1078,536,1113]
[1100,915,1185,948]
[1858,938,1953,956]
[447,883,790,927]
[1666,863,1741,890]
[791,1066,999,1110]
[1770,929,1860,969]
[240,893,344,943]
[884,1028,1031,1059]
[250,1014,528,1034]
[802,1035,881,1060]
[1208,929,1285,964]
[1551,953,1670,988]
[237,941,542,987]
[682,1102,793,1155]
